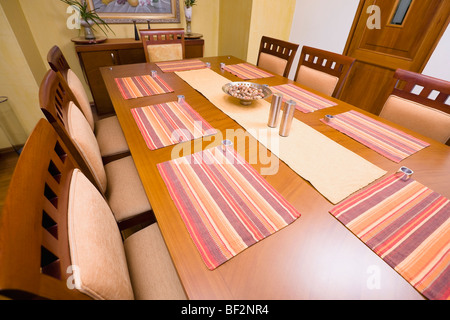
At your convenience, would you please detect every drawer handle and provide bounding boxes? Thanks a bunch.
[111,52,116,64]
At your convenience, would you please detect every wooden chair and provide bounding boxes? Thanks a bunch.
[139,28,185,63]
[47,45,129,160]
[294,46,355,98]
[379,69,450,145]
[39,70,154,230]
[0,119,186,300]
[47,45,70,79]
[257,36,299,78]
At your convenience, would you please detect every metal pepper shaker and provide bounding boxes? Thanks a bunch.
[267,93,283,128]
[279,100,296,137]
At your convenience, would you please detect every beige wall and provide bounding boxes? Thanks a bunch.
[218,0,252,60]
[246,0,296,64]
[0,2,42,149]
[217,0,296,63]
[0,0,222,149]
[0,0,294,149]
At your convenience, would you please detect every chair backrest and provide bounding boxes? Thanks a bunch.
[139,28,185,63]
[47,45,71,80]
[257,36,299,78]
[294,46,355,98]
[47,46,95,130]
[39,69,99,190]
[0,119,135,300]
[66,101,108,194]
[0,119,90,300]
[379,69,450,145]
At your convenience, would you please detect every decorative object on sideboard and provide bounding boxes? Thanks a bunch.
[133,20,139,40]
[60,0,114,40]
[184,0,196,36]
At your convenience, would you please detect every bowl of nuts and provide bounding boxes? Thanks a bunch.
[222,82,272,105]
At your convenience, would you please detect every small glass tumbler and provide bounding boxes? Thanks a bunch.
[397,166,414,181]
[151,70,157,77]
[324,114,334,123]
[177,95,185,103]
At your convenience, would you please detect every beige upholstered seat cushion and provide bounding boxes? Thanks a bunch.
[124,223,186,300]
[379,95,450,144]
[104,155,151,222]
[67,69,95,131]
[67,102,107,193]
[147,43,183,62]
[68,69,129,157]
[95,116,129,157]
[295,65,339,97]
[68,102,149,222]
[258,52,288,76]
[68,169,135,300]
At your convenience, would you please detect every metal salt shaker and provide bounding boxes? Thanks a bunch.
[267,93,283,128]
[279,100,296,137]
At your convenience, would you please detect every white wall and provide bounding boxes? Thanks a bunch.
[288,0,359,80]
[288,0,450,82]
[422,25,450,82]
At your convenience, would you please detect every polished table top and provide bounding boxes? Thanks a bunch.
[100,56,450,299]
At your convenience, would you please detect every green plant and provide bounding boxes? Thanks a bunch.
[185,0,196,8]
[60,0,114,35]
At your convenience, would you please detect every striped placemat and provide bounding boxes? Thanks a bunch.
[271,83,337,113]
[321,110,430,163]
[131,100,217,150]
[115,74,174,99]
[156,59,208,72]
[223,63,274,80]
[157,144,301,270]
[330,173,450,300]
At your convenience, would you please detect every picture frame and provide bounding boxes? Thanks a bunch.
[86,0,180,24]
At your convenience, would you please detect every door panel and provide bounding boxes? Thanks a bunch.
[340,0,450,115]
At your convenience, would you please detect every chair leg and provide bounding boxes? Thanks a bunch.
[118,210,157,232]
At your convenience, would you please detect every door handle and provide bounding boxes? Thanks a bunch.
[110,52,117,65]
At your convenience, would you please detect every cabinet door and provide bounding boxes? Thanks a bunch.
[118,48,146,65]
[79,50,119,115]
[185,39,204,59]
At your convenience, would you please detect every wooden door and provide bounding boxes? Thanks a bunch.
[340,0,450,115]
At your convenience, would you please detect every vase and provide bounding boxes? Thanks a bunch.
[185,6,192,35]
[80,19,95,40]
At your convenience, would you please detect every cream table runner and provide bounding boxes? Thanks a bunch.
[175,68,386,204]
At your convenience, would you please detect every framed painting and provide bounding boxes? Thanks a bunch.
[87,0,180,23]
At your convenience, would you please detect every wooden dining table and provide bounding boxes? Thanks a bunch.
[100,56,450,300]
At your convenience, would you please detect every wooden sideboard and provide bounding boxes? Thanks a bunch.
[75,37,204,115]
